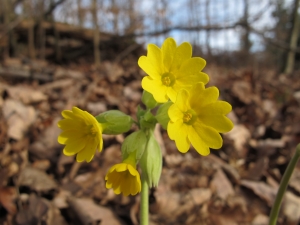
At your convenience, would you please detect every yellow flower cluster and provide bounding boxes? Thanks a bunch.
[58,107,141,196]
[139,37,233,155]
[57,37,234,197]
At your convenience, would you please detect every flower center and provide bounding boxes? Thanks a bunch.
[161,72,175,87]
[183,109,197,125]
[86,125,97,136]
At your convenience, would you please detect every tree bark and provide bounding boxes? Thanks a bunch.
[24,0,36,59]
[38,0,45,60]
[77,0,84,27]
[284,0,300,74]
[241,0,251,54]
[92,0,100,68]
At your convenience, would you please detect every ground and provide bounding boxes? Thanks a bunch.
[0,54,300,225]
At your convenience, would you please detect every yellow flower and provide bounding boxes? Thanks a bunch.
[138,37,209,103]
[105,162,141,196]
[167,83,233,155]
[57,107,103,162]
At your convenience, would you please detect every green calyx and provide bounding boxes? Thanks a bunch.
[142,90,158,109]
[121,130,147,162]
[95,110,134,135]
[139,129,162,187]
[137,106,157,130]
[155,101,172,129]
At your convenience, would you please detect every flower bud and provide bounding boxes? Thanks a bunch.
[139,130,162,187]
[96,110,133,135]
[155,102,172,129]
[142,90,158,109]
[121,130,147,161]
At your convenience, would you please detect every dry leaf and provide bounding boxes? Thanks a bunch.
[241,180,277,206]
[0,187,17,214]
[17,167,57,193]
[211,169,234,200]
[67,197,123,225]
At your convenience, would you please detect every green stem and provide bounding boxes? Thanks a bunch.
[269,143,300,225]
[140,175,149,225]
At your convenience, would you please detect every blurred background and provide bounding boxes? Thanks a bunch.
[0,0,299,71]
[0,0,300,225]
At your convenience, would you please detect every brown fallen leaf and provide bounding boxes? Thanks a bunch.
[2,99,36,140]
[16,194,49,225]
[282,191,300,225]
[6,86,47,104]
[17,167,57,193]
[225,124,251,158]
[67,197,123,225]
[241,180,277,206]
[210,169,234,200]
[0,186,17,214]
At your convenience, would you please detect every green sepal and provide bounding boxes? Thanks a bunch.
[155,101,172,129]
[142,90,158,109]
[140,110,157,130]
[140,129,162,187]
[95,110,133,135]
[121,130,147,162]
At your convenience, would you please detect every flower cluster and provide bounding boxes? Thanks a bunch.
[57,37,233,197]
[139,37,233,155]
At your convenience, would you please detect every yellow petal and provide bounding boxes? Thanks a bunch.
[76,137,97,162]
[170,42,192,72]
[128,164,138,176]
[180,57,206,72]
[190,84,219,110]
[61,110,78,120]
[98,137,103,152]
[200,101,232,115]
[161,37,176,71]
[141,76,168,103]
[166,86,178,103]
[115,163,127,172]
[138,56,160,79]
[192,121,223,149]
[147,44,163,74]
[175,89,189,112]
[187,126,210,156]
[58,130,85,144]
[167,121,190,152]
[168,104,183,122]
[58,119,85,131]
[63,138,86,156]
[199,115,234,133]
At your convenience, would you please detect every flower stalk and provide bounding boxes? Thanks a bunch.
[140,175,149,225]
[269,143,300,225]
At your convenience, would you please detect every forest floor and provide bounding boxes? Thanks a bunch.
[0,48,300,225]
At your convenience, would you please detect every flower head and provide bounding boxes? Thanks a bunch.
[167,83,234,155]
[138,37,209,103]
[58,107,103,162]
[105,162,141,196]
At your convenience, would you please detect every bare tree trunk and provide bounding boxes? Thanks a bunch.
[3,0,11,58]
[38,0,45,60]
[241,0,251,54]
[24,0,36,59]
[161,0,168,39]
[77,0,84,27]
[111,0,119,33]
[49,0,61,62]
[284,0,300,74]
[205,0,211,56]
[125,0,136,34]
[92,0,100,68]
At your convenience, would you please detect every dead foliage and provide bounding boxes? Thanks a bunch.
[0,52,300,225]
